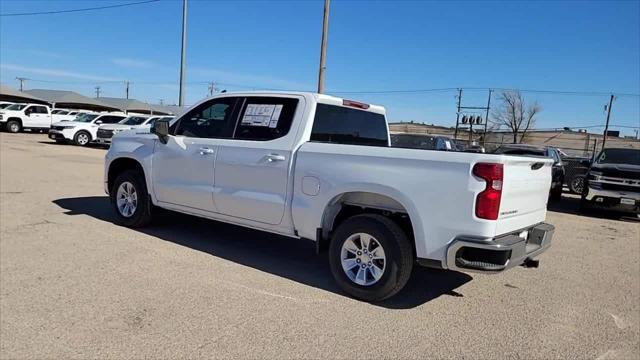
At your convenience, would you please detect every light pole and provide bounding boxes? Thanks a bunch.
[317,0,330,93]
[601,94,615,150]
[178,0,188,106]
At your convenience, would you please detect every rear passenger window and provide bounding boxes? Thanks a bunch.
[310,104,388,146]
[233,97,299,141]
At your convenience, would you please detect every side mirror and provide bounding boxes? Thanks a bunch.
[151,119,170,144]
[95,120,103,125]
[579,159,591,167]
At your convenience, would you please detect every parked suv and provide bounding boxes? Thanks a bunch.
[49,112,127,146]
[493,144,565,200]
[581,148,640,215]
[96,116,174,145]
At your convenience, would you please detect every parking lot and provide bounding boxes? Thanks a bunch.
[0,132,638,359]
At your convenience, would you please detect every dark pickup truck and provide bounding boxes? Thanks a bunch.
[581,148,640,215]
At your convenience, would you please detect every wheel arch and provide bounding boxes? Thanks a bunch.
[107,157,147,194]
[318,190,423,257]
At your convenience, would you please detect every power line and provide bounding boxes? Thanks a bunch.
[18,78,640,97]
[0,0,160,17]
[331,87,640,97]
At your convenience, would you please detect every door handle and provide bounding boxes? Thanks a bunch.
[266,154,286,162]
[199,147,215,155]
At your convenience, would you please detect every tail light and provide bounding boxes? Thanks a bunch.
[473,163,503,220]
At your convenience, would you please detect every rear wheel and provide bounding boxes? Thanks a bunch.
[74,131,91,146]
[6,120,21,133]
[329,214,413,302]
[110,170,153,227]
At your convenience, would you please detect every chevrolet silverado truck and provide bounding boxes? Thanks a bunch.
[0,103,76,133]
[581,148,640,215]
[104,92,555,301]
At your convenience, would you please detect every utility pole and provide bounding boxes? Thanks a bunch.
[95,86,101,98]
[482,89,493,147]
[159,99,164,106]
[601,94,615,149]
[453,89,462,140]
[208,81,217,96]
[317,0,330,93]
[16,77,28,91]
[178,0,188,106]
[125,81,130,99]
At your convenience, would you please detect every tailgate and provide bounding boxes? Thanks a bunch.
[495,157,553,235]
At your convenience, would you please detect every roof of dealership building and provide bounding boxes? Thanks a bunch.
[0,84,50,105]
[0,85,182,115]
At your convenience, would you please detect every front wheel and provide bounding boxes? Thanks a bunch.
[329,214,413,302]
[569,175,585,194]
[74,131,91,146]
[110,170,153,227]
[6,120,21,133]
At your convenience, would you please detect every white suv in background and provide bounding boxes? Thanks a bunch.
[48,112,127,146]
[96,115,174,145]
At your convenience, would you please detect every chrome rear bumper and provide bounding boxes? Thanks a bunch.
[446,223,554,273]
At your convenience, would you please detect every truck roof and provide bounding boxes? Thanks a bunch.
[200,91,386,115]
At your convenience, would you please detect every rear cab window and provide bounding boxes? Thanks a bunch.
[310,103,389,147]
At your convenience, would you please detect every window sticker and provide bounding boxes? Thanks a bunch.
[242,104,282,127]
[269,104,283,128]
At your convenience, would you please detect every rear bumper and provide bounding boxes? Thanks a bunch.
[446,223,554,273]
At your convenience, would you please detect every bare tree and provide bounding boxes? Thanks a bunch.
[492,90,541,143]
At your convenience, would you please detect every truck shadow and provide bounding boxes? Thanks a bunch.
[548,194,639,223]
[53,196,472,309]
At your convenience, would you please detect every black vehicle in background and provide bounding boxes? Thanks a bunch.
[561,155,591,194]
[493,144,565,200]
[581,148,640,215]
[390,134,458,151]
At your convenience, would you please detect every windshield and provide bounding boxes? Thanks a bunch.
[120,116,148,125]
[75,114,99,123]
[5,104,27,110]
[596,148,640,166]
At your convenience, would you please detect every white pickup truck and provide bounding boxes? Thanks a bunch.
[0,103,76,133]
[104,92,554,301]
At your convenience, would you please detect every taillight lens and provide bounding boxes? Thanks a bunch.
[473,163,503,220]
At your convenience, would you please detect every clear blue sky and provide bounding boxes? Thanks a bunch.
[1,0,638,134]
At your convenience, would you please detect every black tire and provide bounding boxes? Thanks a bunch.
[110,170,153,228]
[6,120,21,133]
[73,130,91,146]
[569,175,585,194]
[328,214,413,302]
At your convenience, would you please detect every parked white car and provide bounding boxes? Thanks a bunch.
[0,103,76,133]
[105,91,554,301]
[48,112,127,146]
[96,116,174,144]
